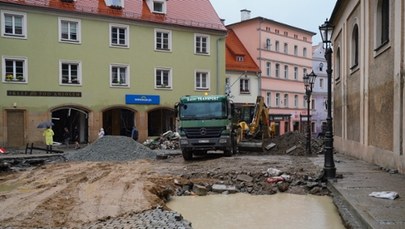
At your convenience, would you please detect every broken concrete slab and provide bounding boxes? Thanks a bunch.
[212,184,238,193]
[236,174,253,183]
[192,184,208,196]
[286,145,297,154]
[265,143,276,150]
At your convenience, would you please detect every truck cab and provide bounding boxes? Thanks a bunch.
[175,95,238,160]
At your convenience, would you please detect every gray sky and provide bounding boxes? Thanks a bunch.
[209,0,337,44]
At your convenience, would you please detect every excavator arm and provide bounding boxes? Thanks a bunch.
[247,96,271,140]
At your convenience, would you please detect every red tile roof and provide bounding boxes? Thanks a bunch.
[0,0,226,32]
[226,29,260,73]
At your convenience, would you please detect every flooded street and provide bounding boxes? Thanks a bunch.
[167,193,345,229]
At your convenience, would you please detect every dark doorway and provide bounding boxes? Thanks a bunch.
[52,107,89,144]
[148,108,175,136]
[103,108,135,137]
[6,110,25,147]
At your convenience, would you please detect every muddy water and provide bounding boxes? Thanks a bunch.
[167,193,345,229]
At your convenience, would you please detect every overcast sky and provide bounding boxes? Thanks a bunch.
[209,0,337,44]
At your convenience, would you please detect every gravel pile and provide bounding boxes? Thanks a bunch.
[64,136,157,162]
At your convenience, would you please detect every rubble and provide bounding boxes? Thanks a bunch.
[143,131,180,150]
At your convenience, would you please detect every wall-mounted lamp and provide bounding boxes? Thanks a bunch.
[13,102,17,108]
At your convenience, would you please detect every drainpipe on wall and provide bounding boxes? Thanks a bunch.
[216,37,225,94]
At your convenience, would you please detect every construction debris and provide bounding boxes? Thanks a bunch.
[143,131,180,150]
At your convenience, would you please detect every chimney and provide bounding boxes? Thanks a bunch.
[220,19,226,25]
[241,9,251,21]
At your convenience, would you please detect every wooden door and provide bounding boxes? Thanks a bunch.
[7,110,25,147]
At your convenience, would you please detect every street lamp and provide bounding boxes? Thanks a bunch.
[319,19,336,179]
[303,70,317,155]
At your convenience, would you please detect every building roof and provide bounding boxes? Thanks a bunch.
[226,29,260,73]
[228,16,316,36]
[0,0,226,32]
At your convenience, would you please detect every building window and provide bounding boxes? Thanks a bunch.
[1,11,26,39]
[351,24,359,68]
[311,99,315,110]
[284,31,288,36]
[294,95,298,108]
[294,66,298,80]
[294,45,298,56]
[2,56,27,83]
[60,60,81,85]
[294,34,298,39]
[195,71,210,91]
[303,95,307,108]
[240,78,250,94]
[376,0,389,48]
[110,24,129,47]
[275,64,280,77]
[275,93,280,107]
[155,67,172,89]
[265,38,271,50]
[284,43,288,54]
[153,0,167,14]
[303,68,307,80]
[195,34,210,55]
[303,47,307,57]
[266,62,271,76]
[59,17,81,43]
[155,29,171,51]
[320,78,324,88]
[275,29,280,34]
[303,37,307,41]
[275,41,280,52]
[284,65,289,79]
[335,47,341,82]
[266,92,271,107]
[111,64,129,86]
[284,94,289,108]
[236,56,244,62]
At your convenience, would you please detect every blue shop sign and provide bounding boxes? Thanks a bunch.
[126,94,160,105]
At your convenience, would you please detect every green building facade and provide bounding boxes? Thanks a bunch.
[0,0,227,147]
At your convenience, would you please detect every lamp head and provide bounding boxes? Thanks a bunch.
[319,19,334,47]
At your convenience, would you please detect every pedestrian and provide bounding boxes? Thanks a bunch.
[43,126,54,153]
[73,126,80,149]
[63,127,70,148]
[98,128,105,139]
[131,125,139,141]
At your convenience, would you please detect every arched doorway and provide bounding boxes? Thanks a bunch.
[148,108,175,136]
[103,108,135,136]
[52,107,89,144]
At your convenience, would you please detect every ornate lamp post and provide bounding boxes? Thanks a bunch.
[303,71,317,155]
[319,19,336,179]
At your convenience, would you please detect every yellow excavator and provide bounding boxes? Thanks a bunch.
[236,96,271,152]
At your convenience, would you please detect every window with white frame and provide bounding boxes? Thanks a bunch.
[240,78,250,94]
[195,71,210,91]
[195,34,210,55]
[155,67,171,88]
[266,92,271,107]
[294,66,298,80]
[2,56,27,82]
[320,78,324,88]
[265,38,271,50]
[275,93,280,107]
[284,65,289,79]
[59,18,81,43]
[153,0,167,14]
[110,24,129,47]
[284,94,288,107]
[1,11,26,38]
[111,64,129,86]
[60,60,81,85]
[266,62,271,76]
[275,64,280,77]
[155,29,171,51]
[294,95,298,108]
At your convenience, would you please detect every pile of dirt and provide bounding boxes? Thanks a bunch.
[64,135,157,162]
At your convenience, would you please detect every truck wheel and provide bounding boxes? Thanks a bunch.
[182,150,193,161]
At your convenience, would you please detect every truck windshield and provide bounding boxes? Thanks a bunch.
[180,102,227,120]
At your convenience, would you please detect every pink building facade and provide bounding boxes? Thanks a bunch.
[228,11,315,136]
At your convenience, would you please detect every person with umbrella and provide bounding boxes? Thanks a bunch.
[43,126,54,153]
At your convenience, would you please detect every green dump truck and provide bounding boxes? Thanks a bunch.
[175,95,238,160]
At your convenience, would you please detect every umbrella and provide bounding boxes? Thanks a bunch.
[37,121,54,128]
